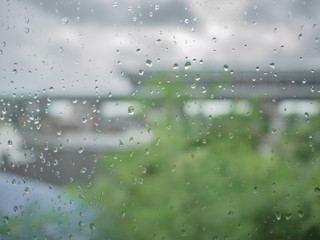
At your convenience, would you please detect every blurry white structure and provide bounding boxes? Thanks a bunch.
[0,123,31,166]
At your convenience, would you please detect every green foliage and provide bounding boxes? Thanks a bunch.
[82,99,320,240]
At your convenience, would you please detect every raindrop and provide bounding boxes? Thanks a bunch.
[184,61,192,70]
[119,140,124,147]
[298,210,304,218]
[80,167,87,174]
[270,62,275,69]
[3,216,9,224]
[314,187,320,196]
[275,212,281,220]
[25,27,29,33]
[78,146,84,153]
[8,140,12,147]
[107,92,112,97]
[138,69,144,76]
[256,66,260,71]
[146,59,152,67]
[285,213,292,220]
[155,5,160,11]
[173,63,179,70]
[128,106,135,115]
[59,47,64,53]
[223,64,229,72]
[195,74,200,81]
[155,137,160,146]
[61,17,69,25]
[304,112,309,118]
[90,223,96,232]
[298,34,303,40]
[315,38,319,44]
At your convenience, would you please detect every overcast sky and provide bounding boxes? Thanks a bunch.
[0,0,319,96]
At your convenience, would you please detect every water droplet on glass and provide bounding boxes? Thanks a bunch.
[315,38,319,44]
[146,59,152,67]
[155,137,160,146]
[304,112,309,118]
[173,63,179,70]
[90,223,96,232]
[78,146,84,153]
[128,106,135,115]
[3,216,9,224]
[285,213,292,220]
[25,27,29,33]
[59,47,64,53]
[8,140,12,147]
[314,187,320,196]
[298,34,303,40]
[138,69,144,76]
[256,66,260,71]
[184,61,192,70]
[270,62,275,69]
[223,64,229,72]
[61,17,69,25]
[155,5,160,11]
[298,210,304,218]
[80,167,87,174]
[275,212,281,220]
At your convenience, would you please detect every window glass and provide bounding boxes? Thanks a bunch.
[1,0,320,239]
